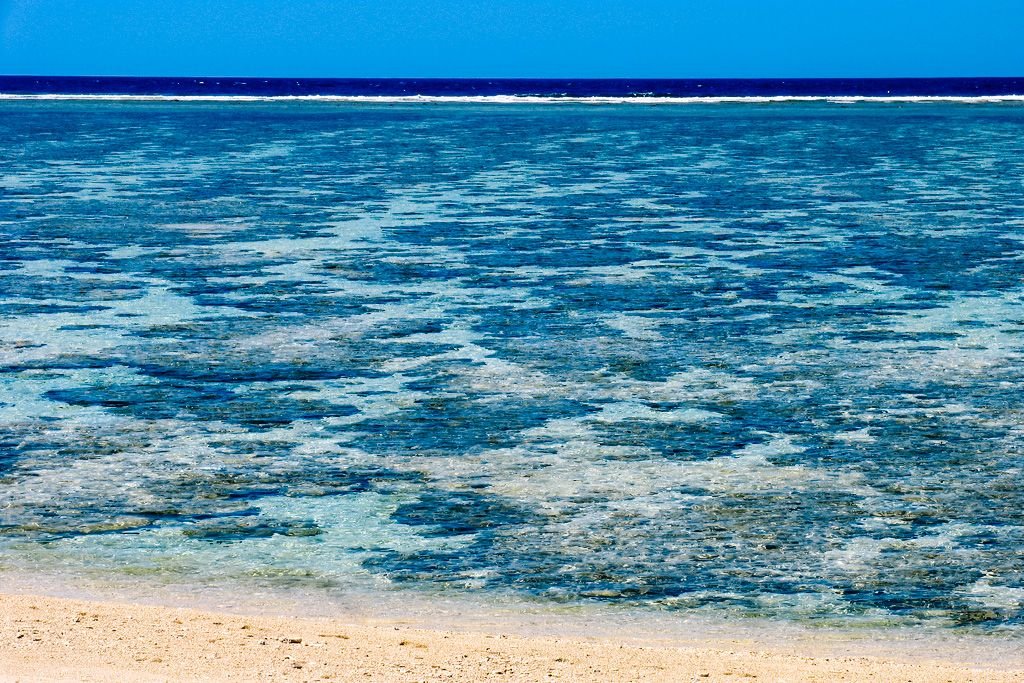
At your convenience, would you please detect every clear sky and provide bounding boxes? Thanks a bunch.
[1,0,1022,78]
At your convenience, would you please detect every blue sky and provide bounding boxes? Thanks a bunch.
[1,0,1021,78]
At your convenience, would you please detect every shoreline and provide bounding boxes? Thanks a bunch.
[2,593,1023,682]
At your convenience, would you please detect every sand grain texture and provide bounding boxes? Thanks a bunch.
[1,594,1022,682]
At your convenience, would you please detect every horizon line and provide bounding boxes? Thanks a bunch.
[4,74,1024,81]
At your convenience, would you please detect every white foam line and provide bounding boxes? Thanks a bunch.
[1,93,1024,104]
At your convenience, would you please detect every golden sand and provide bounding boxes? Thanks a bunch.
[1,593,1022,682]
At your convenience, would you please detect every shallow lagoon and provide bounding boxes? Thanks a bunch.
[2,101,1024,630]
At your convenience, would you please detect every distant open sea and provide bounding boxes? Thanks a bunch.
[2,75,1024,101]
[2,77,1024,634]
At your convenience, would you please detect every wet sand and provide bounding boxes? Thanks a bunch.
[2,593,1022,682]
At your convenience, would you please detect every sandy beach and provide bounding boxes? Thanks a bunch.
[0,593,1021,682]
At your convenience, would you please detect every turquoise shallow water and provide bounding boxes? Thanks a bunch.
[2,101,1024,630]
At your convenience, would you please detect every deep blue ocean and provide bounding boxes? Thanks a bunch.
[2,78,1024,631]
[2,75,1024,98]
